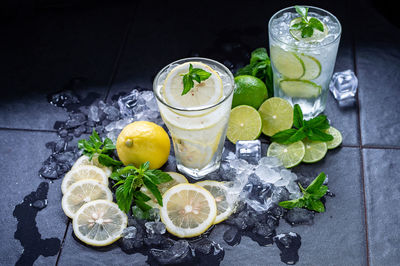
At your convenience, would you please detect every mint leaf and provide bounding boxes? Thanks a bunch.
[309,17,324,32]
[116,185,133,213]
[304,115,330,130]
[133,191,151,202]
[310,185,328,200]
[271,128,298,143]
[293,104,304,129]
[145,170,172,184]
[250,48,268,64]
[97,154,123,167]
[305,128,333,142]
[135,200,153,212]
[181,64,212,95]
[301,26,314,38]
[307,200,325,212]
[295,5,308,19]
[278,199,302,209]
[143,176,163,206]
[305,172,326,193]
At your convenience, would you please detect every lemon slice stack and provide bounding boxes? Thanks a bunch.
[61,156,127,246]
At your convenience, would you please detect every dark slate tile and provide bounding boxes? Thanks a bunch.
[57,225,148,266]
[363,148,400,265]
[0,2,134,130]
[353,2,400,147]
[0,130,67,265]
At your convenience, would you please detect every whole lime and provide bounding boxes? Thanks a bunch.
[232,75,268,109]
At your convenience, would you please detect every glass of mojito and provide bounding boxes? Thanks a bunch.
[268,6,341,118]
[153,58,235,179]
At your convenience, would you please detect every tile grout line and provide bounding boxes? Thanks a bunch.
[351,7,370,265]
[104,1,141,102]
[55,220,70,266]
[0,127,57,133]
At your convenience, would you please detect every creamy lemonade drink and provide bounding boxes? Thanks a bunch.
[153,58,234,179]
[269,6,341,118]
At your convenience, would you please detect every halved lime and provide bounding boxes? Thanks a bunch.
[280,80,321,98]
[258,97,293,137]
[267,141,305,168]
[289,17,329,42]
[227,105,262,144]
[270,46,304,79]
[302,139,328,163]
[298,54,321,80]
[325,127,342,149]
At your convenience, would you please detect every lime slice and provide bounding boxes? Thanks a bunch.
[270,46,304,79]
[140,172,188,208]
[302,139,328,163]
[267,141,305,168]
[162,62,223,108]
[289,17,329,42]
[258,97,293,137]
[73,200,127,246]
[298,54,321,80]
[280,80,321,98]
[160,183,217,238]
[325,127,342,149]
[196,180,235,224]
[62,180,113,219]
[227,105,262,144]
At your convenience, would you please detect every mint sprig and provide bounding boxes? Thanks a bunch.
[235,48,273,97]
[78,129,123,167]
[292,5,324,38]
[271,104,333,144]
[110,162,172,213]
[181,64,212,95]
[279,172,328,212]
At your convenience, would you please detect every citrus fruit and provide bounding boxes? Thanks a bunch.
[61,179,113,219]
[267,141,305,168]
[270,46,304,79]
[232,75,268,109]
[227,105,262,144]
[280,80,321,98]
[73,200,127,246]
[298,54,321,80]
[196,180,235,224]
[160,183,217,238]
[325,127,342,149]
[61,165,108,194]
[289,17,328,42]
[258,97,294,136]
[140,172,188,208]
[116,121,170,169]
[162,62,223,108]
[302,139,328,163]
[72,155,112,177]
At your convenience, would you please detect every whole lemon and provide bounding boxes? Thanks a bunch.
[116,121,170,169]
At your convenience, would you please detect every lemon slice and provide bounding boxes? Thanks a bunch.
[162,62,223,108]
[72,155,112,177]
[61,180,113,219]
[73,200,127,246]
[160,183,217,238]
[267,141,305,168]
[302,139,328,163]
[140,172,188,208]
[258,97,294,137]
[196,180,235,224]
[61,165,108,194]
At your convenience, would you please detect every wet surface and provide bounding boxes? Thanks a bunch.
[1,0,400,265]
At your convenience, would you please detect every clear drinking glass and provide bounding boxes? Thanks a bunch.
[153,58,235,179]
[268,6,342,118]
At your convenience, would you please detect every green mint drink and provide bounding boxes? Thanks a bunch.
[268,6,341,118]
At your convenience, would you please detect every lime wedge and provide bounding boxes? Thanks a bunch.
[289,17,329,42]
[299,54,321,80]
[280,80,321,98]
[270,46,304,79]
[325,127,342,149]
[302,139,328,163]
[258,97,293,137]
[227,105,262,144]
[267,141,305,168]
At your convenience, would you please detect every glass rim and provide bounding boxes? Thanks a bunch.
[153,57,235,112]
[268,5,342,48]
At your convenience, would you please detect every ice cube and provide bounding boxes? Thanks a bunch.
[149,240,192,265]
[145,221,166,236]
[274,178,289,187]
[235,140,261,164]
[88,105,100,122]
[284,208,314,226]
[148,208,160,222]
[103,106,120,121]
[255,165,281,184]
[122,226,137,239]
[259,156,283,168]
[274,232,301,265]
[329,70,358,101]
[31,199,48,210]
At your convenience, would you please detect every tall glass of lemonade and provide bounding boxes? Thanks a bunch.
[269,6,341,118]
[153,58,234,179]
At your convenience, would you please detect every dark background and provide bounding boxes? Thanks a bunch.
[1,0,400,265]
